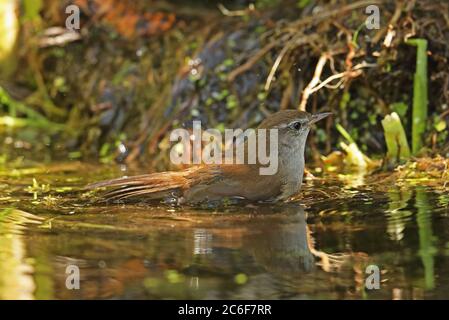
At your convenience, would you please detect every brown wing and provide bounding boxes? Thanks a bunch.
[184,164,283,202]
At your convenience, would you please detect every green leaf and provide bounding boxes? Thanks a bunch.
[23,0,43,21]
[434,119,446,132]
[390,102,408,118]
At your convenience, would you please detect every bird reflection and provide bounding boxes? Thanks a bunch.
[47,203,367,299]
[185,204,354,275]
[239,204,352,274]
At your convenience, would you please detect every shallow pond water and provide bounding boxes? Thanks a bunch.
[1,162,449,299]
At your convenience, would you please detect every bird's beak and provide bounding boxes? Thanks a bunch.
[308,112,332,125]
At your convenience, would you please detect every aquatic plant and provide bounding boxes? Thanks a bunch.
[381,112,410,164]
[406,39,428,155]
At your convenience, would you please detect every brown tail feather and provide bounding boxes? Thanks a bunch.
[107,188,174,201]
[102,185,152,198]
[86,171,189,201]
[87,173,171,189]
[86,166,222,201]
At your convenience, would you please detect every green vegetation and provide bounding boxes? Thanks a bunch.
[381,112,410,165]
[0,0,19,77]
[336,123,374,169]
[406,39,428,155]
[0,86,63,131]
[0,0,449,302]
[0,1,446,168]
[415,188,436,290]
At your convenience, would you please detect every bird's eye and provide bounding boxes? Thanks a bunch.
[291,121,302,131]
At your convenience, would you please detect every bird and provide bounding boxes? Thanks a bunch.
[87,110,331,204]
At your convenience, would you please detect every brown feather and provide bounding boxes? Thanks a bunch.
[86,165,222,202]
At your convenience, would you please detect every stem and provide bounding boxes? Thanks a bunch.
[381,112,410,164]
[406,39,428,155]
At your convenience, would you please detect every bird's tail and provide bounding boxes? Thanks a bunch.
[86,171,189,201]
[86,166,221,202]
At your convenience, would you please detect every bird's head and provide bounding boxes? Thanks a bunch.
[258,110,332,151]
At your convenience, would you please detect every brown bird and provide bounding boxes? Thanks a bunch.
[87,110,331,204]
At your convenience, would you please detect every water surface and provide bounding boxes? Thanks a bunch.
[1,162,448,299]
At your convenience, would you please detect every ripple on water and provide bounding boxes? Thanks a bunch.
[0,164,449,299]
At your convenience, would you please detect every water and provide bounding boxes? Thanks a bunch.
[1,162,449,299]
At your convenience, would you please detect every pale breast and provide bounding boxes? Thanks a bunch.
[277,147,305,200]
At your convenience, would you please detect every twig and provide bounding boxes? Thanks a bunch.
[217,3,254,17]
[299,59,376,111]
[382,25,396,48]
[289,0,384,30]
[310,62,375,94]
[264,34,317,91]
[264,43,291,91]
[39,28,81,48]
[227,40,279,82]
[372,1,404,44]
[298,53,330,111]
